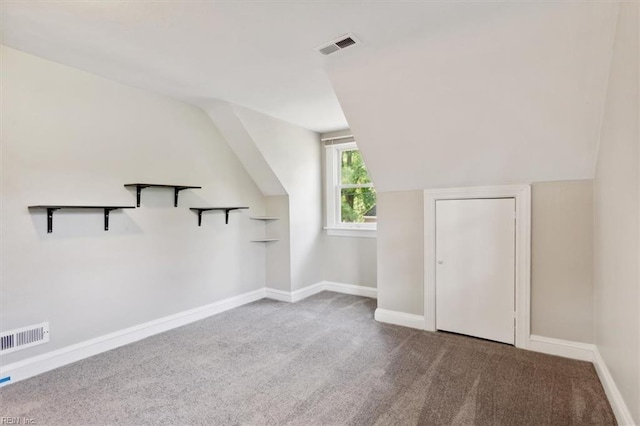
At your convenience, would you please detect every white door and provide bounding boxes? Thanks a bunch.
[435,198,516,344]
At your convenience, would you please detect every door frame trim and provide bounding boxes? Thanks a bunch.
[424,185,531,348]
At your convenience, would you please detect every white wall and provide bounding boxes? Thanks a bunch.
[323,237,376,288]
[264,195,291,291]
[0,46,266,364]
[233,106,324,291]
[531,180,593,343]
[376,191,424,315]
[376,183,596,343]
[593,3,640,422]
[205,106,373,291]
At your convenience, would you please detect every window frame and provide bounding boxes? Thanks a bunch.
[324,141,377,238]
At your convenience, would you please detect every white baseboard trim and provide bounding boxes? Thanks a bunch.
[593,346,635,426]
[322,281,378,299]
[291,282,326,302]
[265,281,377,303]
[374,308,425,330]
[0,287,267,387]
[528,334,595,362]
[527,335,634,425]
[264,287,294,303]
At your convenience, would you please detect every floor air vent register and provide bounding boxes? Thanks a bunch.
[0,322,50,354]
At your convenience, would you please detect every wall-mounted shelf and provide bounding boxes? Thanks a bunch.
[124,183,201,207]
[249,216,280,243]
[190,207,249,225]
[250,216,281,243]
[28,205,136,233]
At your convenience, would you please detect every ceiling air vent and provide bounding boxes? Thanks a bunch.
[315,33,361,56]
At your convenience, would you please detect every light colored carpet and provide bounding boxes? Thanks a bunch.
[1,292,615,425]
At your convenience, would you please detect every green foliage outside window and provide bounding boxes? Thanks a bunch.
[340,150,376,223]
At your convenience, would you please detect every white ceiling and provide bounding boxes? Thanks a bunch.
[2,1,517,133]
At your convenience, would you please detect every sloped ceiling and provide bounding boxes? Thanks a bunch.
[3,1,586,135]
[327,3,619,191]
[202,101,286,196]
[1,2,620,192]
[0,1,347,132]
[201,100,321,198]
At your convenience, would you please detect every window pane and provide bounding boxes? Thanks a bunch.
[341,187,377,223]
[341,149,372,185]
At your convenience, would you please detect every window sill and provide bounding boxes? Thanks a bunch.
[324,227,377,238]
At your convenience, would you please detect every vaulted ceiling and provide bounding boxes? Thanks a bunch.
[2,2,619,191]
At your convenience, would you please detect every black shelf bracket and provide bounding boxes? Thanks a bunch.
[29,205,136,233]
[104,208,118,231]
[124,184,202,207]
[190,207,249,226]
[174,188,181,208]
[135,185,146,207]
[46,207,60,234]
[196,209,204,227]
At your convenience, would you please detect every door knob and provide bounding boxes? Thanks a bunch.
[437,260,444,264]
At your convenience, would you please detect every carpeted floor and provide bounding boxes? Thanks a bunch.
[1,292,615,425]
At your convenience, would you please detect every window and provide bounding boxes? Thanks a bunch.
[325,141,376,237]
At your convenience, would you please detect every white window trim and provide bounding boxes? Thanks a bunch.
[324,141,377,237]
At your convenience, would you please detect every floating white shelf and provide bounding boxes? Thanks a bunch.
[251,216,280,242]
